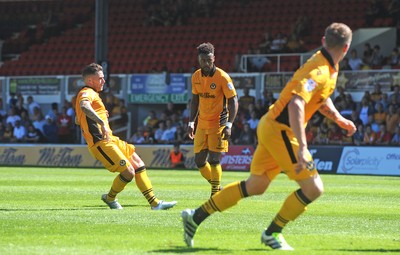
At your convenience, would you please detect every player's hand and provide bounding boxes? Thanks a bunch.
[336,117,356,137]
[101,124,111,142]
[295,146,309,174]
[187,124,195,140]
[222,126,231,140]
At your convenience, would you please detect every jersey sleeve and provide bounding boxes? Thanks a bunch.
[221,73,237,98]
[291,68,326,103]
[191,72,199,95]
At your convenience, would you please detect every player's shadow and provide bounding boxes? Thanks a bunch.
[336,248,400,253]
[152,246,232,254]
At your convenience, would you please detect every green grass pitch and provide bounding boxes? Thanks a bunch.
[0,166,399,255]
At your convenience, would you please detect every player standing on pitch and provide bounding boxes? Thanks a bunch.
[75,63,177,210]
[187,42,238,197]
[182,23,356,250]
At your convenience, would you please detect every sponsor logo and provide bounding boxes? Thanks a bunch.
[37,147,83,167]
[198,92,216,98]
[304,78,317,92]
[341,148,383,173]
[309,149,334,171]
[0,148,25,165]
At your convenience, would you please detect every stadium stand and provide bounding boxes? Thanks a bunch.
[1,0,391,76]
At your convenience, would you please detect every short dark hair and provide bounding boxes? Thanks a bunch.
[82,63,103,80]
[197,42,214,55]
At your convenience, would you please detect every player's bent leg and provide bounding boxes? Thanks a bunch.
[296,173,324,201]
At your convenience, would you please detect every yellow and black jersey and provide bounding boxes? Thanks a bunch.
[75,86,112,147]
[192,66,237,129]
[267,48,338,125]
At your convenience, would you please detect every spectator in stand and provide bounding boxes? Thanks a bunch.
[254,99,266,118]
[174,124,186,144]
[143,125,155,144]
[46,102,60,122]
[258,31,273,54]
[25,124,42,143]
[235,123,257,146]
[129,126,146,144]
[12,120,26,143]
[182,99,191,124]
[160,118,177,144]
[170,143,185,169]
[32,112,46,135]
[364,124,377,144]
[375,123,392,145]
[363,43,374,66]
[238,87,255,114]
[388,94,400,110]
[0,98,6,123]
[370,45,384,67]
[390,125,400,145]
[6,107,21,127]
[353,124,365,145]
[314,122,329,145]
[370,83,383,103]
[57,106,73,143]
[249,48,270,72]
[27,96,41,120]
[164,101,175,117]
[358,97,375,125]
[373,102,387,126]
[305,122,316,144]
[154,121,166,143]
[350,109,364,127]
[0,122,5,140]
[143,110,159,129]
[348,49,364,70]
[340,57,352,70]
[246,111,259,131]
[19,111,30,129]
[261,89,276,112]
[386,106,400,134]
[390,84,400,102]
[270,32,287,53]
[390,48,400,66]
[43,115,59,143]
[14,94,28,117]
[3,123,13,143]
[327,124,343,145]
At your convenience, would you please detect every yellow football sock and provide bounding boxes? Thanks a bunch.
[274,190,310,228]
[201,181,245,214]
[107,174,130,201]
[135,166,159,207]
[210,163,222,195]
[199,162,212,183]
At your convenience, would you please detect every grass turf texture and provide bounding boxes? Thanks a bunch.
[0,167,399,255]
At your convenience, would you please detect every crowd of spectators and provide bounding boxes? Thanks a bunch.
[2,81,400,148]
[127,82,400,148]
[0,94,76,144]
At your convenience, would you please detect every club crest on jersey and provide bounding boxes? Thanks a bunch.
[210,83,216,89]
[227,82,234,90]
[304,79,317,92]
[119,160,126,166]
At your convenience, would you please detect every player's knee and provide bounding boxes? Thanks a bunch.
[195,160,206,168]
[208,160,220,166]
[121,167,135,181]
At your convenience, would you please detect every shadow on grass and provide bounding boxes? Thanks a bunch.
[0,204,147,211]
[151,246,233,254]
[336,249,400,253]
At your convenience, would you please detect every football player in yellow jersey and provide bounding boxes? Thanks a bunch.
[187,42,238,197]
[75,63,176,210]
[182,23,356,250]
